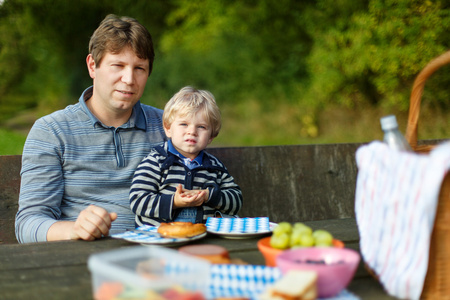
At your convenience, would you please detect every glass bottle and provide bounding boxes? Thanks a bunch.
[380,115,413,152]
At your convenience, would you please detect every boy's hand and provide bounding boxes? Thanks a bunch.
[173,184,209,208]
[195,189,209,203]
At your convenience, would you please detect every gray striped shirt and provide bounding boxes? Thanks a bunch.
[15,86,166,243]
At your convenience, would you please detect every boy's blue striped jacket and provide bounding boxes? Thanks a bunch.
[130,141,243,227]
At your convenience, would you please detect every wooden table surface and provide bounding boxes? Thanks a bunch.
[0,225,397,300]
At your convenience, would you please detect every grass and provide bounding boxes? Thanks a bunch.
[1,101,448,155]
[212,100,449,147]
[213,102,412,147]
[0,129,27,155]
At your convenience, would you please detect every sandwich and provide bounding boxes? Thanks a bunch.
[259,270,318,300]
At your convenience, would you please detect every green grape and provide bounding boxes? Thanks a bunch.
[271,221,335,249]
[312,229,333,246]
[293,222,313,235]
[299,233,315,247]
[289,230,303,248]
[270,232,290,249]
[273,222,292,236]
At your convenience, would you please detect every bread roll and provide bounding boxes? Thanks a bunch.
[178,244,230,264]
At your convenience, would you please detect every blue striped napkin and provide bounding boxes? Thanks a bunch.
[206,217,271,234]
[206,264,359,300]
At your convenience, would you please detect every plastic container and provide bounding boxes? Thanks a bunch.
[380,115,412,152]
[88,246,210,300]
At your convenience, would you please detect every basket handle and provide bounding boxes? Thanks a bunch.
[405,50,450,153]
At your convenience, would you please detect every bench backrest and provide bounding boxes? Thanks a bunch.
[208,143,360,222]
[0,155,22,244]
[0,143,363,244]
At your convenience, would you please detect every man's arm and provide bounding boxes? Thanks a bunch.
[16,117,117,242]
[47,205,117,241]
[15,118,67,243]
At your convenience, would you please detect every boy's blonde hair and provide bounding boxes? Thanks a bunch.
[163,86,221,138]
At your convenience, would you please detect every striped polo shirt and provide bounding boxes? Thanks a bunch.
[15,86,166,243]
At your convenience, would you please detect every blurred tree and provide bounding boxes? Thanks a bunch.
[0,0,43,118]
[150,0,313,105]
[0,0,172,121]
[303,0,450,111]
[0,0,448,135]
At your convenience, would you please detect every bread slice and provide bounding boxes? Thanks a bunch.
[259,270,318,300]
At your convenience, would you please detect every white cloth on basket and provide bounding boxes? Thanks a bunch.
[355,141,450,300]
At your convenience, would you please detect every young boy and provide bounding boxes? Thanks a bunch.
[130,86,243,227]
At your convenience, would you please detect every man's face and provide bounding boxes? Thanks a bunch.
[87,46,149,116]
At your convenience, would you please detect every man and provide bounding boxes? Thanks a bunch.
[15,14,166,243]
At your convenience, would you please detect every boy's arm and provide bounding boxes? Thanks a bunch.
[129,155,174,221]
[205,170,243,216]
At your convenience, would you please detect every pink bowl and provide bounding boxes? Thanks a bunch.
[276,247,360,297]
[257,236,345,267]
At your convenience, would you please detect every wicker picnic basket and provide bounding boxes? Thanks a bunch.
[404,50,450,299]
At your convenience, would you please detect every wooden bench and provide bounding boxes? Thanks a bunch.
[0,143,360,244]
[1,139,445,244]
[0,155,21,244]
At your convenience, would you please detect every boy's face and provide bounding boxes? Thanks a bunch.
[164,112,213,160]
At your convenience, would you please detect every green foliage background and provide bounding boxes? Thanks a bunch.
[0,0,449,154]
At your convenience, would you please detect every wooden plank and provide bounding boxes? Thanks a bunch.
[348,277,398,300]
[208,143,361,222]
[0,239,133,271]
[0,235,395,300]
[303,218,360,242]
[1,265,92,300]
[0,262,395,300]
[2,139,447,244]
[2,143,363,244]
[0,155,21,244]
[2,140,446,243]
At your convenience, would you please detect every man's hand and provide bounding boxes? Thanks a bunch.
[47,205,117,241]
[173,184,209,209]
[71,205,117,240]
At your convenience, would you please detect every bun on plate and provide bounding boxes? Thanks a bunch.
[157,222,206,238]
[178,244,230,264]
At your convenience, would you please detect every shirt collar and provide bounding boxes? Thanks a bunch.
[79,86,147,130]
[167,139,204,166]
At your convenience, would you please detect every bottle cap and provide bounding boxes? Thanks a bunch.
[380,115,398,130]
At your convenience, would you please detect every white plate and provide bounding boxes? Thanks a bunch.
[207,221,277,239]
[140,232,207,246]
[111,226,207,246]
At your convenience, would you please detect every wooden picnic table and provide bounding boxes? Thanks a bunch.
[0,220,397,300]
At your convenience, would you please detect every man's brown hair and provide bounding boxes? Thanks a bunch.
[89,14,155,75]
